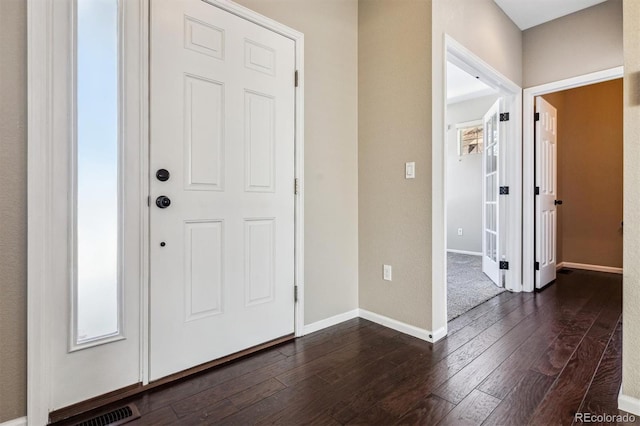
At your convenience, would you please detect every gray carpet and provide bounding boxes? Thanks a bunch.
[448,252,506,321]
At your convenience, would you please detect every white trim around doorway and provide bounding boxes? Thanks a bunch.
[434,35,523,336]
[522,66,624,293]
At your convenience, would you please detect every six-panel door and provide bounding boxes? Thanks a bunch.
[150,0,296,380]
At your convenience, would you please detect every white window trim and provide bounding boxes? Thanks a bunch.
[28,0,304,422]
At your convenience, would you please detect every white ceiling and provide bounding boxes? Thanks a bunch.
[493,0,606,30]
[447,62,497,104]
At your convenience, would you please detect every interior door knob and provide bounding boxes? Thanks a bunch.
[156,195,171,209]
[554,200,563,205]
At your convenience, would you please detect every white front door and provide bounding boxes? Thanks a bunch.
[150,0,296,380]
[535,96,558,289]
[482,99,502,286]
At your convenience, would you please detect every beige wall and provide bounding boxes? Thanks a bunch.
[0,0,27,422]
[523,0,623,88]
[227,0,361,324]
[622,0,640,405]
[358,0,432,330]
[545,80,623,269]
[432,0,522,331]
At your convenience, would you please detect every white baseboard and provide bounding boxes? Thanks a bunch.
[447,249,482,256]
[303,309,359,335]
[0,417,27,426]
[561,262,623,275]
[619,387,640,416]
[303,308,448,343]
[358,309,446,343]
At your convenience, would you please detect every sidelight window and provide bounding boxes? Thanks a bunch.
[74,0,122,346]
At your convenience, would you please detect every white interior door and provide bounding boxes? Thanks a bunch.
[535,97,558,289]
[150,0,296,380]
[482,99,501,286]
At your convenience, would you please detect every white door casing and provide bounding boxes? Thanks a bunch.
[535,96,558,289]
[482,99,501,287]
[150,0,296,380]
[29,0,304,421]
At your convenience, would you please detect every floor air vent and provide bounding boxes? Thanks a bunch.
[75,403,141,426]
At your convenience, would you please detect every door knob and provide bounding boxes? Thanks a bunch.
[554,200,563,205]
[156,169,170,182]
[156,195,171,208]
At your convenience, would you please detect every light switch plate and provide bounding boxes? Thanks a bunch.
[383,264,392,281]
[405,162,415,179]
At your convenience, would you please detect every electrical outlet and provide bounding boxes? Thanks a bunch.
[383,264,392,281]
[458,228,463,236]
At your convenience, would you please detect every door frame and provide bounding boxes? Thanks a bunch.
[27,0,304,422]
[434,35,523,335]
[522,66,623,292]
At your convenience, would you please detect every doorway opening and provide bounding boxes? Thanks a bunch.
[445,61,505,320]
[523,67,623,292]
[442,37,523,325]
[532,79,623,290]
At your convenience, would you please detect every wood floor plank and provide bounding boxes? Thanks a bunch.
[446,291,518,335]
[226,378,286,410]
[482,370,555,425]
[332,356,450,424]
[170,399,238,425]
[276,324,400,386]
[530,292,622,425]
[135,346,288,415]
[477,284,591,399]
[259,357,400,425]
[338,295,541,424]
[127,407,178,426]
[531,283,612,377]
[170,328,392,418]
[429,293,534,362]
[436,390,501,426]
[577,319,635,420]
[216,376,328,425]
[432,297,547,404]
[394,394,455,425]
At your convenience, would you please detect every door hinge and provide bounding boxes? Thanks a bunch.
[535,261,540,271]
[499,261,509,270]
[294,178,299,195]
[294,70,299,87]
[535,186,540,195]
[294,285,298,302]
[499,186,509,195]
[147,196,150,207]
[500,112,510,122]
[534,112,540,121]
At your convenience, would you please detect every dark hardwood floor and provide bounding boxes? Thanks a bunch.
[57,269,637,425]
